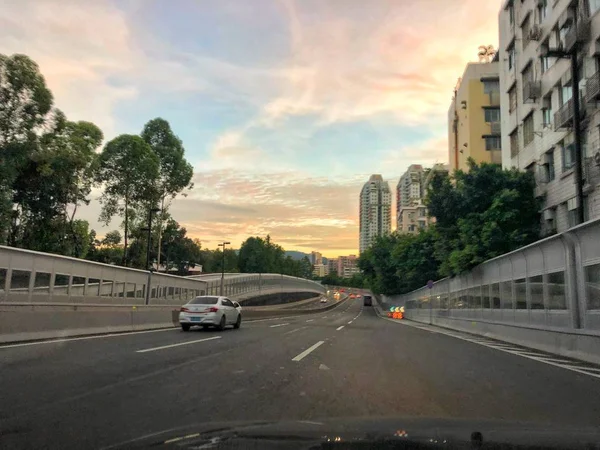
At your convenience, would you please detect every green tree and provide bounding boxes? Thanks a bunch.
[427,160,540,275]
[87,229,124,265]
[0,54,54,244]
[11,115,103,255]
[102,230,122,246]
[96,135,160,266]
[140,118,194,269]
[238,236,284,273]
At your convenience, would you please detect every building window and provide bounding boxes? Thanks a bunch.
[567,198,580,228]
[508,44,515,70]
[510,129,519,157]
[542,108,552,128]
[522,62,533,84]
[483,80,500,94]
[591,0,600,15]
[418,208,427,217]
[508,2,515,27]
[485,136,502,151]
[563,143,576,170]
[522,15,531,49]
[561,84,573,105]
[541,55,552,73]
[508,84,517,113]
[484,108,500,122]
[538,0,549,21]
[523,114,534,147]
[545,150,555,181]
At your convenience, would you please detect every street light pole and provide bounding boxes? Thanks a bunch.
[218,241,230,296]
[144,208,161,272]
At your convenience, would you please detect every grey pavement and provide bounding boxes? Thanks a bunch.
[1,298,600,449]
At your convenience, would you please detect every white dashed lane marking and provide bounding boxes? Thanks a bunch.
[292,341,325,362]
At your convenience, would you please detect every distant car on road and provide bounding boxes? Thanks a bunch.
[179,296,242,331]
[363,295,373,306]
[320,297,328,303]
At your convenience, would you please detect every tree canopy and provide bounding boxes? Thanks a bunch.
[360,160,541,295]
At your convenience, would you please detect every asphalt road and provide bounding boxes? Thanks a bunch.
[2,297,600,449]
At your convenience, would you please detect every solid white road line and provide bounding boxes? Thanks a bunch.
[270,323,290,328]
[136,336,221,353]
[348,321,353,324]
[0,327,176,350]
[336,325,345,331]
[306,319,314,322]
[292,341,325,361]
[381,317,600,380]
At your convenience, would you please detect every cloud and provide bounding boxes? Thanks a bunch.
[259,0,502,127]
[4,0,504,257]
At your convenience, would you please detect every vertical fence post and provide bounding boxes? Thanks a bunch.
[145,271,153,306]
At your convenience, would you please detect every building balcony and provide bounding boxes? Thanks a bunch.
[583,156,600,192]
[586,70,600,103]
[564,20,590,53]
[554,98,574,131]
[523,81,541,103]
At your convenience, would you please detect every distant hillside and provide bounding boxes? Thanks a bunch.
[285,250,309,261]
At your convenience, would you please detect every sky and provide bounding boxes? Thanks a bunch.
[2,0,502,257]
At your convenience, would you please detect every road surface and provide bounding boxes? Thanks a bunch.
[1,298,600,449]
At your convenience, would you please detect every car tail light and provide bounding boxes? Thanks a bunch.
[180,307,191,313]
[206,307,219,313]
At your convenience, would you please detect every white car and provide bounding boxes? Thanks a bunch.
[179,296,242,331]
[320,297,328,303]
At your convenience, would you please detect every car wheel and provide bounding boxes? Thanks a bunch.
[181,324,190,332]
[233,314,242,329]
[217,314,226,331]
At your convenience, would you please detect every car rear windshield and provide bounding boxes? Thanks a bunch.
[364,295,372,299]
[188,296,219,305]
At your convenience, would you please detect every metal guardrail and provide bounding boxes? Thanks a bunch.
[0,245,325,305]
[395,217,600,334]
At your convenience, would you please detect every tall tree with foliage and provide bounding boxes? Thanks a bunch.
[13,116,103,254]
[140,118,194,269]
[96,135,160,266]
[427,160,540,276]
[0,54,54,244]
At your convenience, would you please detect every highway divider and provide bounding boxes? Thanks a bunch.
[0,294,351,344]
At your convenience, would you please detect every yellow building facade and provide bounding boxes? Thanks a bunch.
[448,56,502,173]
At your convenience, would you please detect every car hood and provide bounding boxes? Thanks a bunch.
[103,417,600,449]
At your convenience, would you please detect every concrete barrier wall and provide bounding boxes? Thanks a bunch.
[0,295,349,344]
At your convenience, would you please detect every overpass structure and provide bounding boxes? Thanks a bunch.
[382,217,600,364]
[0,245,326,342]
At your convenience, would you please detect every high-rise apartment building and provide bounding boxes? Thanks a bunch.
[499,0,600,235]
[449,56,502,173]
[312,263,328,278]
[359,175,392,253]
[310,251,322,265]
[327,258,338,275]
[395,164,449,234]
[396,164,424,231]
[337,255,359,278]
